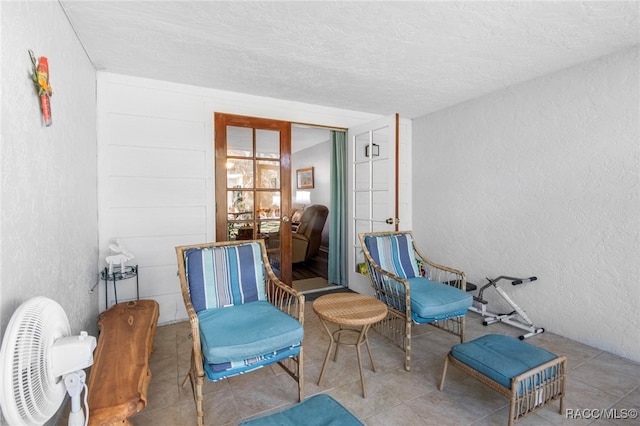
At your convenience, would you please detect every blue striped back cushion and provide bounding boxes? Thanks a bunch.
[185,243,266,312]
[364,233,420,279]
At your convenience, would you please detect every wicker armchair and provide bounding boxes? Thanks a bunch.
[359,231,472,371]
[176,240,304,426]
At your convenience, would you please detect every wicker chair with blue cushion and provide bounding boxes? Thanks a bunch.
[176,240,305,426]
[359,231,472,371]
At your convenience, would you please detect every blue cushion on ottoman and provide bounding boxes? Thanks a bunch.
[450,334,557,390]
[239,394,363,425]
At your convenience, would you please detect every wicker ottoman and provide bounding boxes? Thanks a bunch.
[439,334,566,425]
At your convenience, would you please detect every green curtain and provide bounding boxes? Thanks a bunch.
[329,130,347,285]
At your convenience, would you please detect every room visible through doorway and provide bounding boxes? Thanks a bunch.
[292,247,333,293]
[291,124,338,294]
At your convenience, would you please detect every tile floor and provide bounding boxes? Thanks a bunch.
[125,303,638,426]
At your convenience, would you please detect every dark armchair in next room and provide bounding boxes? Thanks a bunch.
[291,204,328,264]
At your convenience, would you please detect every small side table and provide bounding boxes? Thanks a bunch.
[100,265,139,310]
[313,292,388,397]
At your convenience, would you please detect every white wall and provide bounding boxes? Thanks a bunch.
[97,72,381,324]
[412,47,639,362]
[0,1,98,341]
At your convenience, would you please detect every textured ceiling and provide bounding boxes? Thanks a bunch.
[60,1,640,118]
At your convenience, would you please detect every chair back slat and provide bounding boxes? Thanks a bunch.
[363,233,420,279]
[185,242,266,312]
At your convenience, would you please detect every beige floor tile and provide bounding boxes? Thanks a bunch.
[230,371,300,420]
[362,402,430,426]
[564,376,622,410]
[533,332,603,369]
[570,352,640,398]
[369,365,438,401]
[404,389,499,426]
[82,300,638,426]
[471,406,554,426]
[618,385,640,408]
[149,351,179,382]
[325,378,404,419]
[200,388,242,426]
[437,370,509,418]
[144,375,182,413]
[130,400,189,426]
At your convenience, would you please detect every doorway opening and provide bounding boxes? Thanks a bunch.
[290,124,333,294]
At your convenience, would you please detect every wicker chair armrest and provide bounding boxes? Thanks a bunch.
[178,278,205,376]
[265,267,305,326]
[367,260,410,289]
[364,259,411,315]
[413,248,466,291]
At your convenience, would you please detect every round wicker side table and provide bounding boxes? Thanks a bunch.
[312,292,388,398]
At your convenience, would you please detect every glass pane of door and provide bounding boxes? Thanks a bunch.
[227,126,253,156]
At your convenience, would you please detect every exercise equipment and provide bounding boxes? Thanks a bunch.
[468,275,544,340]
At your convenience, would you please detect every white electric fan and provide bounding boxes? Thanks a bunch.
[0,297,96,426]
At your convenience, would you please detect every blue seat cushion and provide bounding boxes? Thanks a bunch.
[204,345,301,382]
[198,300,303,365]
[239,394,363,426]
[451,334,558,390]
[407,277,472,322]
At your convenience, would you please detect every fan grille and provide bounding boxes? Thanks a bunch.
[1,297,70,425]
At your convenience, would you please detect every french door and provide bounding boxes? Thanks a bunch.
[214,113,293,283]
[347,114,399,295]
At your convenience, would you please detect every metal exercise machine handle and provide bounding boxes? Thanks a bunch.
[486,275,537,286]
[511,276,537,286]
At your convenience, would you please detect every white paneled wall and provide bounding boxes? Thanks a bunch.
[97,72,381,324]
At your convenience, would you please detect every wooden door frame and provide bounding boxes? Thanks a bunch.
[214,113,293,282]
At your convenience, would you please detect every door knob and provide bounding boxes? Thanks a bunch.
[282,216,290,223]
[386,218,399,225]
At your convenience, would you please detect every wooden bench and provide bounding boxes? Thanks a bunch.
[87,300,159,426]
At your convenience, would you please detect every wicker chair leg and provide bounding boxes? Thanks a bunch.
[438,355,449,391]
[195,374,204,426]
[298,351,304,402]
[405,319,412,371]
